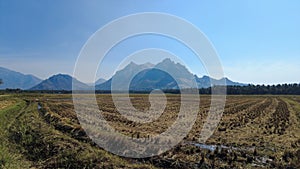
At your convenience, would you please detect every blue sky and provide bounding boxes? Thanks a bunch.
[0,0,299,84]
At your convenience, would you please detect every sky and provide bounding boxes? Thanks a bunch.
[0,0,299,84]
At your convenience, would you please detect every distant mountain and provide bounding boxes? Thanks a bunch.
[222,77,247,86]
[0,67,42,89]
[96,62,154,90]
[0,60,246,91]
[194,75,212,88]
[30,74,89,90]
[154,58,196,88]
[95,78,106,85]
[96,58,246,91]
[128,59,196,90]
[195,75,247,88]
[86,78,107,86]
[129,68,178,90]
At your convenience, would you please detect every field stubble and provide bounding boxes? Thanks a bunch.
[0,94,299,168]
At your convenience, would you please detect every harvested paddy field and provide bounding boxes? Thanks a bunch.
[0,94,299,168]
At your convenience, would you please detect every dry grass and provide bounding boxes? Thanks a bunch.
[1,94,300,168]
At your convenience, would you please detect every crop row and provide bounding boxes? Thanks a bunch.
[38,102,89,142]
[223,99,262,115]
[265,99,290,135]
[220,98,272,130]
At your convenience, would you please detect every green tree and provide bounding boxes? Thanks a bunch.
[0,79,2,85]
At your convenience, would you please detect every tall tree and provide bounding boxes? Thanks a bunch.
[0,79,2,85]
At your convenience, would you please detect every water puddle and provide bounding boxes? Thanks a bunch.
[37,104,42,110]
[186,141,274,167]
[187,142,255,152]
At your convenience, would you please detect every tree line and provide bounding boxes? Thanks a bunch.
[212,84,300,95]
[164,84,300,95]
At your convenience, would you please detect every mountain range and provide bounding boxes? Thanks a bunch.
[96,58,246,91]
[0,59,246,91]
[0,67,42,89]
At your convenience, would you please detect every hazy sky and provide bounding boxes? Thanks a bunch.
[0,0,299,84]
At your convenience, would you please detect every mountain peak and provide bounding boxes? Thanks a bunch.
[0,67,41,89]
[161,58,174,64]
[30,74,89,90]
[48,74,73,81]
[128,61,137,66]
[202,75,211,79]
[51,73,71,78]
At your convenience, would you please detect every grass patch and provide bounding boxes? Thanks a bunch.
[0,99,32,169]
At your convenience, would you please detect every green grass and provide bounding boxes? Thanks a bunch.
[0,98,32,169]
